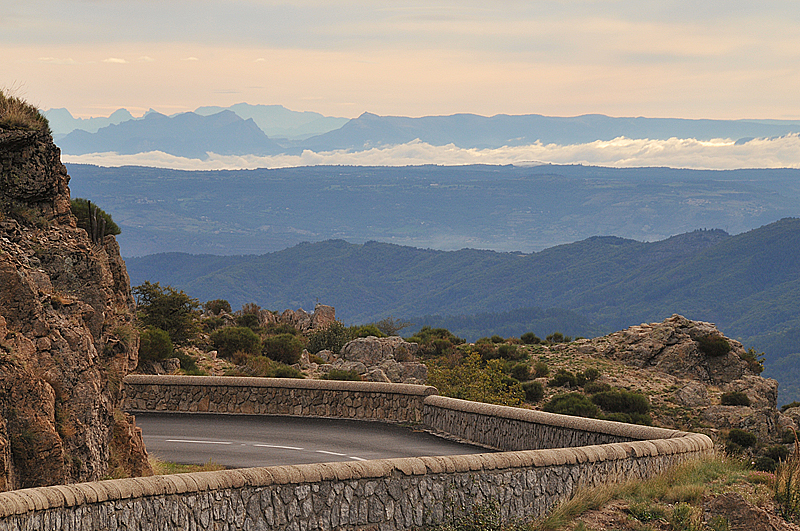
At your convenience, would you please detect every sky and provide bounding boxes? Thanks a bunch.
[4,0,800,121]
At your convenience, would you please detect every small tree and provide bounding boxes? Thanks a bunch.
[133,281,200,345]
[210,326,261,359]
[70,198,121,240]
[307,321,350,355]
[204,299,231,315]
[262,334,303,365]
[375,316,411,336]
[138,326,173,362]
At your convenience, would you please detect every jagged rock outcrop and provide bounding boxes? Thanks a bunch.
[315,336,427,384]
[0,128,150,489]
[250,304,335,333]
[558,314,785,442]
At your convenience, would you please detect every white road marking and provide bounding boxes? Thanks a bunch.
[165,439,232,445]
[254,444,304,450]
[316,450,347,456]
[349,456,366,461]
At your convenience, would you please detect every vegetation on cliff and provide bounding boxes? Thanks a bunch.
[0,89,49,132]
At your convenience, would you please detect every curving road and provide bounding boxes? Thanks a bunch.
[135,412,491,469]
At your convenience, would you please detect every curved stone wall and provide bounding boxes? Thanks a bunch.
[0,376,713,530]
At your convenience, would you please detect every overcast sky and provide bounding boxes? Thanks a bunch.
[4,1,799,120]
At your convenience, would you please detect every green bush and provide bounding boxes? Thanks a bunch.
[602,412,652,425]
[174,351,206,375]
[727,428,757,449]
[426,353,524,406]
[764,445,790,463]
[496,344,522,360]
[321,369,363,381]
[70,198,121,237]
[781,401,800,412]
[543,393,600,418]
[740,347,765,374]
[138,327,173,361]
[584,381,611,394]
[720,391,751,406]
[546,332,571,344]
[581,367,601,382]
[406,326,464,358]
[133,281,200,345]
[261,333,303,365]
[522,381,544,403]
[203,299,231,315]
[548,369,578,388]
[697,335,731,357]
[210,326,261,359]
[271,365,304,378]
[235,313,260,330]
[510,362,530,381]
[754,456,777,473]
[490,335,505,344]
[532,361,549,378]
[348,324,385,338]
[520,332,541,345]
[201,316,226,332]
[591,389,651,414]
[308,321,350,355]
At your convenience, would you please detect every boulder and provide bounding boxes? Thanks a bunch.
[704,493,797,531]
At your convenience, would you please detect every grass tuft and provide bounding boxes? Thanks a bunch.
[0,88,50,133]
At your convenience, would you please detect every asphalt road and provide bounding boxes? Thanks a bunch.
[136,412,491,468]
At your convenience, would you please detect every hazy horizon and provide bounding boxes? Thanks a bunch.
[5,2,800,122]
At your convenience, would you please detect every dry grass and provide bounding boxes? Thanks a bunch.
[148,455,226,475]
[0,88,50,132]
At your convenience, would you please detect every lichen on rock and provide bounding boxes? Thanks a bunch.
[0,121,151,489]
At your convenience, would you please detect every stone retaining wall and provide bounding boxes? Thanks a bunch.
[0,376,713,530]
[123,375,436,424]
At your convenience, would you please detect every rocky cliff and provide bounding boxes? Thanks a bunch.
[0,127,150,489]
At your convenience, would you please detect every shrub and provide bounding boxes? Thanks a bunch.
[476,342,498,360]
[70,198,121,237]
[581,367,601,382]
[496,344,522,360]
[235,313,260,330]
[740,347,765,374]
[490,335,505,344]
[138,327,173,361]
[204,299,231,315]
[263,323,299,336]
[133,281,200,345]
[374,316,411,336]
[261,333,303,365]
[781,402,800,413]
[548,369,578,388]
[591,389,651,414]
[546,332,571,344]
[426,353,524,406]
[174,351,205,375]
[522,381,544,403]
[603,412,652,425]
[721,391,751,406]
[727,428,757,449]
[543,393,600,418]
[697,335,731,357]
[754,456,777,473]
[520,332,541,345]
[210,326,261,359]
[532,361,549,378]
[271,365,304,379]
[348,324,386,338]
[775,444,800,520]
[510,362,530,382]
[584,381,611,394]
[201,316,226,332]
[321,369,363,381]
[764,445,791,463]
[307,321,350,355]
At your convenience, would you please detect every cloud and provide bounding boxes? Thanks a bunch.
[138,56,155,62]
[37,57,77,64]
[60,135,800,171]
[102,57,127,64]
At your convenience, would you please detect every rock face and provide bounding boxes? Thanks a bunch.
[257,304,336,333]
[563,314,785,442]
[320,336,427,384]
[0,129,150,489]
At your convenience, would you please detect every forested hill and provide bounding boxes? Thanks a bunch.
[126,218,800,402]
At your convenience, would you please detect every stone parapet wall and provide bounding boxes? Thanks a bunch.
[424,395,687,450]
[0,376,713,530]
[124,375,437,424]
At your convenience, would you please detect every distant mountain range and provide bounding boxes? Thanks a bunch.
[47,104,800,159]
[123,218,800,404]
[66,163,800,257]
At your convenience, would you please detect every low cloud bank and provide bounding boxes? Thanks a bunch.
[61,134,800,171]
